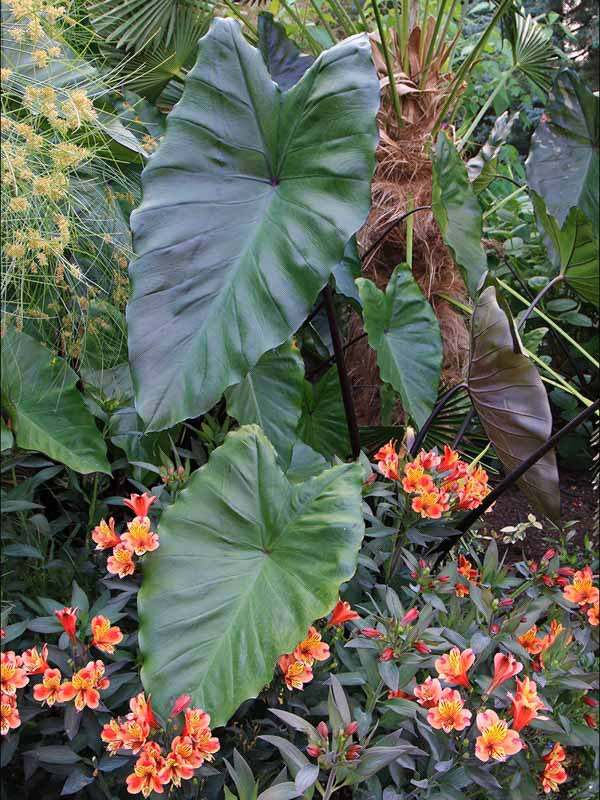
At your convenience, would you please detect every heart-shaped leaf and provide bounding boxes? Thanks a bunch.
[298,367,350,459]
[468,284,559,521]
[257,11,314,91]
[138,425,364,725]
[128,18,379,430]
[357,264,443,428]
[432,133,488,297]
[526,69,599,239]
[1,328,110,475]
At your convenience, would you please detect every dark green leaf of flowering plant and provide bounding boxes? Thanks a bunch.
[128,18,379,431]
[138,425,365,725]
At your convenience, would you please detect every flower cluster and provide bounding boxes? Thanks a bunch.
[306,719,362,762]
[562,566,599,627]
[101,693,220,797]
[278,626,330,691]
[517,618,570,670]
[92,493,159,579]
[374,442,491,519]
[357,607,427,662]
[541,743,568,794]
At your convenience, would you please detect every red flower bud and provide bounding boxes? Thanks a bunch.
[556,577,568,588]
[345,744,362,760]
[438,575,451,583]
[410,571,418,579]
[344,722,358,736]
[364,473,377,485]
[490,623,500,636]
[520,616,528,623]
[499,597,514,607]
[169,694,191,717]
[379,647,394,662]
[558,567,576,577]
[583,697,598,708]
[362,627,383,639]
[419,559,427,569]
[529,561,539,573]
[317,721,329,739]
[413,641,431,654]
[401,608,419,625]
[532,658,543,673]
[54,607,78,643]
[584,714,597,729]
[542,549,556,561]
[306,745,323,758]
[542,575,554,587]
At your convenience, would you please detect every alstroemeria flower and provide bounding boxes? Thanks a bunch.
[189,724,220,762]
[120,717,150,754]
[412,490,449,519]
[91,615,123,654]
[427,688,472,733]
[293,626,330,666]
[91,517,121,550]
[508,675,547,731]
[0,651,29,696]
[282,658,313,691]
[54,607,78,642]
[588,603,599,626]
[475,710,522,762]
[416,449,441,470]
[517,625,546,655]
[169,735,204,769]
[486,652,523,695]
[455,582,470,597]
[563,566,599,606]
[414,676,443,708]
[1,692,20,735]
[126,748,166,797]
[541,748,568,795]
[542,743,565,764]
[21,643,49,675]
[101,718,126,754]
[182,707,211,739]
[375,440,400,480]
[439,444,460,473]
[123,492,157,519]
[170,694,192,717]
[541,619,571,650]
[435,647,475,689]
[33,668,62,706]
[58,660,109,712]
[402,462,433,494]
[327,599,360,627]
[121,517,159,556]
[388,690,413,699]
[158,755,194,789]
[107,543,136,578]
[457,555,480,583]
[129,692,160,729]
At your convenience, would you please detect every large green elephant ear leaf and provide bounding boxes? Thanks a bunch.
[531,193,599,307]
[1,329,110,474]
[298,367,350,460]
[431,133,488,298]
[257,11,314,91]
[225,341,305,469]
[128,18,379,431]
[357,264,443,429]
[526,69,599,239]
[468,285,559,522]
[138,425,364,725]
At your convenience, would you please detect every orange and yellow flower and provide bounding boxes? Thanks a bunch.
[402,461,433,494]
[374,440,400,480]
[293,627,330,666]
[413,676,443,708]
[91,615,123,654]
[58,660,109,711]
[1,651,29,696]
[435,647,475,689]
[475,710,522,762]
[21,643,49,675]
[158,754,194,788]
[327,599,360,627]
[187,722,220,762]
[101,718,126,754]
[427,688,472,733]
[92,517,121,550]
[486,652,523,695]
[412,489,449,519]
[182,707,211,739]
[562,566,599,606]
[517,625,546,655]
[121,517,159,556]
[279,655,313,691]
[33,668,63,707]
[1,693,20,735]
[120,717,151,754]
[508,675,547,731]
[123,492,156,519]
[541,759,567,794]
[168,735,204,769]
[542,743,566,764]
[587,602,599,626]
[107,543,136,578]
[129,692,160,729]
[126,746,166,797]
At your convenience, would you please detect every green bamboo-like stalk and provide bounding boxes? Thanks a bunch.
[309,0,336,42]
[372,0,403,128]
[421,0,459,87]
[419,0,432,65]
[278,0,322,54]
[327,0,358,35]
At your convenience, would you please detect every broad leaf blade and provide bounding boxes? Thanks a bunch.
[298,367,350,459]
[257,11,314,91]
[225,341,305,468]
[128,19,379,430]
[432,134,488,297]
[526,69,599,239]
[1,329,110,475]
[138,425,365,725]
[357,264,443,428]
[468,285,559,521]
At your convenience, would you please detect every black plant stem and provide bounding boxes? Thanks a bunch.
[410,382,468,456]
[516,274,563,332]
[323,285,361,460]
[362,205,432,264]
[452,408,475,449]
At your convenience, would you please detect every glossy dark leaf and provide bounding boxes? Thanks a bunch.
[128,19,379,430]
[468,284,559,521]
[257,11,314,91]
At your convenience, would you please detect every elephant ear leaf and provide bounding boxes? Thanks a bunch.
[257,11,314,91]
[468,285,559,522]
[357,264,443,428]
[127,18,379,431]
[1,328,110,474]
[526,69,599,239]
[432,133,488,297]
[298,367,350,460]
[138,425,364,726]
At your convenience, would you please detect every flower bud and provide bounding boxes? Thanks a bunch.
[317,721,329,739]
[584,714,597,729]
[438,575,450,583]
[542,575,554,587]
[362,627,383,639]
[345,744,362,760]
[529,561,539,573]
[413,641,431,654]
[401,608,419,625]
[306,745,323,758]
[556,577,568,587]
[542,549,556,561]
[344,722,358,736]
[169,694,191,717]
[490,623,500,636]
[558,567,576,577]
[583,696,598,708]
[499,597,514,608]
[419,559,427,569]
[379,647,394,662]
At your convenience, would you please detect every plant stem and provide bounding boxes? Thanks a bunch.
[362,205,432,264]
[328,0,358,35]
[526,348,592,407]
[309,0,336,41]
[482,185,527,219]
[410,382,468,455]
[372,0,403,128]
[457,70,512,152]
[516,274,563,331]
[323,286,361,460]
[279,0,322,54]
[221,0,258,38]
[405,195,414,267]
[323,768,337,800]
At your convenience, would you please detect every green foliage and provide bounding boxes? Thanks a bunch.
[138,425,365,724]
[257,10,314,91]
[298,366,349,459]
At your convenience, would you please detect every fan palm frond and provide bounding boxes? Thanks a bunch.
[511,12,558,94]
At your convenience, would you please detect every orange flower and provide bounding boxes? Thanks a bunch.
[120,717,150,754]
[413,676,443,708]
[486,652,523,695]
[282,658,313,691]
[327,599,360,627]
[456,467,490,510]
[182,707,211,739]
[126,747,166,797]
[58,660,109,711]
[517,625,546,655]
[457,555,480,583]
[563,566,599,606]
[21,643,49,675]
[101,718,126,754]
[293,627,330,666]
[388,690,413,699]
[454,582,470,597]
[189,723,220,762]
[168,735,204,769]
[435,647,475,689]
[1,693,20,735]
[427,688,472,733]
[33,668,62,706]
[91,615,123,654]
[475,710,522,762]
[107,543,136,578]
[416,449,441,470]
[54,607,78,642]
[129,692,160,729]
[123,492,156,519]
[1,651,29,696]
[540,619,571,652]
[402,461,433,494]
[438,445,460,473]
[541,759,567,794]
[121,517,159,556]
[542,743,565,763]
[508,675,547,731]
[374,440,400,480]
[91,517,121,550]
[412,489,449,519]
[587,603,599,626]
[158,755,194,788]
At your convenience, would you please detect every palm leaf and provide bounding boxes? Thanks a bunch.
[511,12,558,94]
